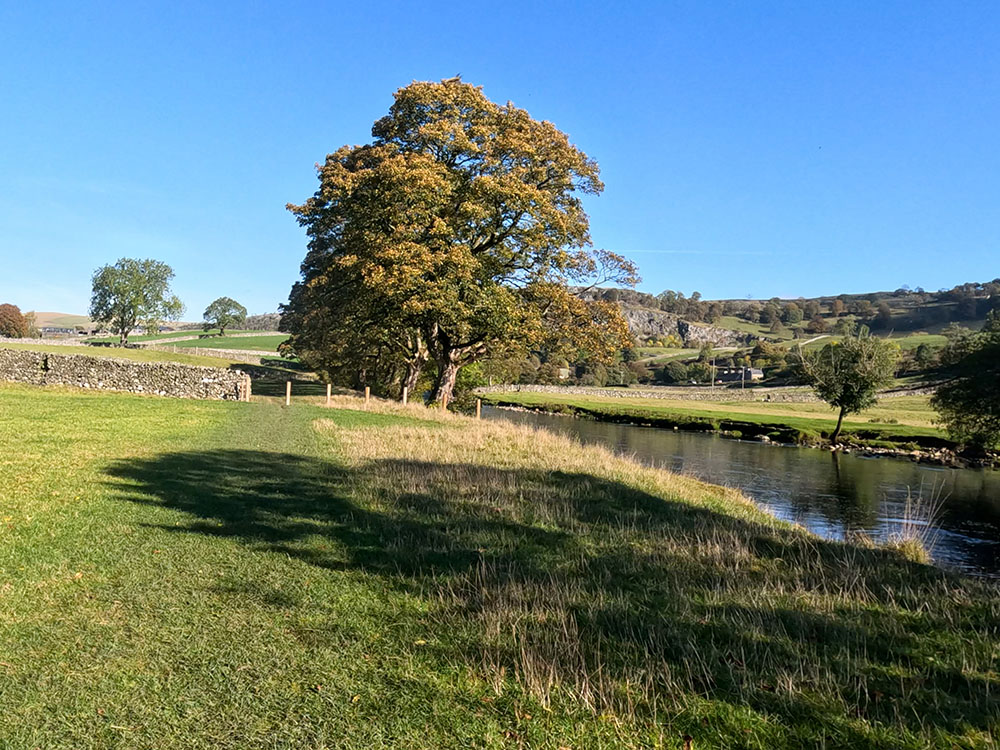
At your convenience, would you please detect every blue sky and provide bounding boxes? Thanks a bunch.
[1,1,997,317]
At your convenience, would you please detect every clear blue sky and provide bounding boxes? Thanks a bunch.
[1,1,997,317]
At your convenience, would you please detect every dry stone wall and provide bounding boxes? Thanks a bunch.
[0,348,248,400]
[141,344,273,365]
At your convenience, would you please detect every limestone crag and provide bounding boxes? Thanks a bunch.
[620,306,753,347]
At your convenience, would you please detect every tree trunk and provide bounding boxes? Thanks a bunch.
[831,406,846,444]
[431,356,461,405]
[403,353,427,396]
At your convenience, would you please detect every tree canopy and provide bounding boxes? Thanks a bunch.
[284,78,636,401]
[932,310,1000,450]
[89,258,184,345]
[798,328,899,442]
[203,297,247,335]
[0,304,28,338]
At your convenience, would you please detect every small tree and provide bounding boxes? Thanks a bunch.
[798,328,899,443]
[805,315,828,334]
[23,311,39,338]
[0,304,28,338]
[932,311,1000,450]
[203,297,247,336]
[89,258,184,345]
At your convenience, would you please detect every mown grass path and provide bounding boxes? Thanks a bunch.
[0,384,997,748]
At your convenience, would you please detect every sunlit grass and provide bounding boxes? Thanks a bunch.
[0,383,996,748]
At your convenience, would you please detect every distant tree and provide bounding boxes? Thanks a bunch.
[203,297,247,336]
[850,299,874,320]
[912,343,937,371]
[833,318,856,337]
[805,315,829,334]
[782,302,803,325]
[23,311,39,338]
[803,300,821,319]
[875,302,893,330]
[0,304,28,338]
[89,258,184,345]
[760,303,780,325]
[932,312,1000,450]
[769,319,786,334]
[743,301,761,323]
[687,361,713,383]
[798,328,899,443]
[831,298,846,317]
[245,312,283,331]
[939,323,975,366]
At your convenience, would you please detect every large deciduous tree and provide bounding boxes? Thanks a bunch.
[284,79,636,401]
[932,311,1000,450]
[0,304,28,338]
[89,258,184,345]
[203,297,247,336]
[798,328,899,443]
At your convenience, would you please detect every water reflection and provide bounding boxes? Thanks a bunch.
[484,407,1000,576]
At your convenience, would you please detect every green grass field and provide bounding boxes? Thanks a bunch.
[0,341,241,369]
[85,329,281,344]
[717,316,798,340]
[86,330,216,344]
[0,383,996,747]
[481,390,947,446]
[169,334,289,351]
[886,332,949,350]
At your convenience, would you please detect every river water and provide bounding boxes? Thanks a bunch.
[483,406,1000,577]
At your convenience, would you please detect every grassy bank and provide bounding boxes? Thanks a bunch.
[0,383,997,747]
[481,390,951,449]
[168,333,289,351]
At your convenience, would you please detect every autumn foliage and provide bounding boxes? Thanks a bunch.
[0,304,28,338]
[284,78,637,402]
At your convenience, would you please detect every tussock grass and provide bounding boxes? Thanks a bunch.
[0,383,997,748]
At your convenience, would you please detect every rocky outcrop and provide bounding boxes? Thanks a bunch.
[620,307,753,347]
[0,348,248,400]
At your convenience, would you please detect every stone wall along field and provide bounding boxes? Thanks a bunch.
[0,348,249,400]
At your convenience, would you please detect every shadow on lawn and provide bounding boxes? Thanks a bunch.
[104,449,999,744]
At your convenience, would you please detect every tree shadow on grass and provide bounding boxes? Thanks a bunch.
[104,449,1000,745]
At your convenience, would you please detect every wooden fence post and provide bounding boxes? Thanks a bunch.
[285,380,291,406]
[476,398,481,420]
[364,385,371,407]
[402,386,408,405]
[326,383,332,406]
[244,373,252,402]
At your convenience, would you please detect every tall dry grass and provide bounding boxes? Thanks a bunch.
[310,397,1000,743]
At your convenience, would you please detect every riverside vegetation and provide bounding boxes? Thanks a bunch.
[1,382,997,748]
[480,390,953,451]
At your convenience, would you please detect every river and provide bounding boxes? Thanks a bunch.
[483,406,1000,577]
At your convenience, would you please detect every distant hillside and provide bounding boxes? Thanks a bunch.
[31,312,91,329]
[586,278,999,344]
